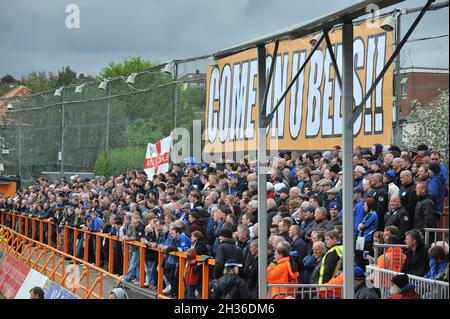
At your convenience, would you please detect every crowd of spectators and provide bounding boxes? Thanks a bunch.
[0,142,448,299]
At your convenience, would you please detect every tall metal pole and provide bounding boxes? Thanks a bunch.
[106,83,111,149]
[59,89,65,179]
[173,62,179,131]
[393,13,402,146]
[257,44,268,299]
[18,107,22,186]
[342,20,354,299]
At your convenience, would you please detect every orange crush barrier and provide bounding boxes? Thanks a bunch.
[0,224,121,299]
[0,210,216,299]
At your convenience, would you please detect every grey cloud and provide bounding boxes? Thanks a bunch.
[0,0,447,79]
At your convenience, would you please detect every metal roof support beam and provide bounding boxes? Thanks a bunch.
[342,19,355,300]
[324,31,343,90]
[263,32,325,128]
[261,40,280,117]
[348,0,435,129]
[257,44,268,299]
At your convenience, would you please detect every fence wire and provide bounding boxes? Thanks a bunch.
[0,60,206,185]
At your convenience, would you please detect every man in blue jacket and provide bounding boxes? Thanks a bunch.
[428,163,445,214]
[430,151,448,186]
[159,226,192,297]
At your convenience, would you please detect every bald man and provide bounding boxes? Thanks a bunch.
[384,194,410,241]
[399,170,418,221]
[370,173,389,231]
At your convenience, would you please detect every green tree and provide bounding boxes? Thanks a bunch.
[97,56,155,79]
[56,66,77,86]
[405,90,449,165]
[21,71,58,93]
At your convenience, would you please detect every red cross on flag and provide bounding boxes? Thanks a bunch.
[143,136,171,180]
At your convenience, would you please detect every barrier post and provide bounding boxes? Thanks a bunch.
[178,255,186,299]
[123,242,129,275]
[84,232,89,263]
[157,250,164,295]
[31,218,36,240]
[95,234,101,267]
[108,235,114,274]
[73,228,79,257]
[24,217,28,238]
[63,226,68,255]
[18,216,22,235]
[139,246,146,288]
[39,220,44,243]
[202,262,210,299]
[12,213,16,230]
[48,222,53,247]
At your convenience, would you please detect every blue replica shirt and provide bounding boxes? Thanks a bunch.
[90,216,102,232]
[353,199,365,239]
[163,233,192,265]
[358,210,378,242]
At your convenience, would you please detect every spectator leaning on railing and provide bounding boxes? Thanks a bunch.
[1,141,448,299]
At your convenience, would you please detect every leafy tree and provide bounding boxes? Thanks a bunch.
[20,66,81,93]
[97,56,155,79]
[21,71,58,93]
[56,66,77,87]
[1,74,17,84]
[404,90,449,165]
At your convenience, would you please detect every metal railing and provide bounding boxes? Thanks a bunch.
[424,228,449,247]
[373,243,408,272]
[267,284,343,299]
[366,265,449,299]
[0,225,121,299]
[0,210,216,299]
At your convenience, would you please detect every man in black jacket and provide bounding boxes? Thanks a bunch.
[401,230,429,277]
[413,181,438,232]
[384,195,409,241]
[214,228,243,279]
[289,225,307,273]
[399,170,418,219]
[243,240,258,298]
[370,173,389,230]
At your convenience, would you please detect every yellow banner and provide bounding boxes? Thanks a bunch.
[205,22,393,152]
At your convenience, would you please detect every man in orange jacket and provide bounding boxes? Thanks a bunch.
[377,235,406,272]
[268,245,299,298]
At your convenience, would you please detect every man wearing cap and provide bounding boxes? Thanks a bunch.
[389,273,420,299]
[370,160,385,173]
[275,187,290,207]
[310,169,323,183]
[326,188,341,215]
[325,202,342,232]
[318,179,333,209]
[383,171,400,200]
[214,228,243,279]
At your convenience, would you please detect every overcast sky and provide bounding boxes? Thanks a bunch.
[0,0,448,79]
